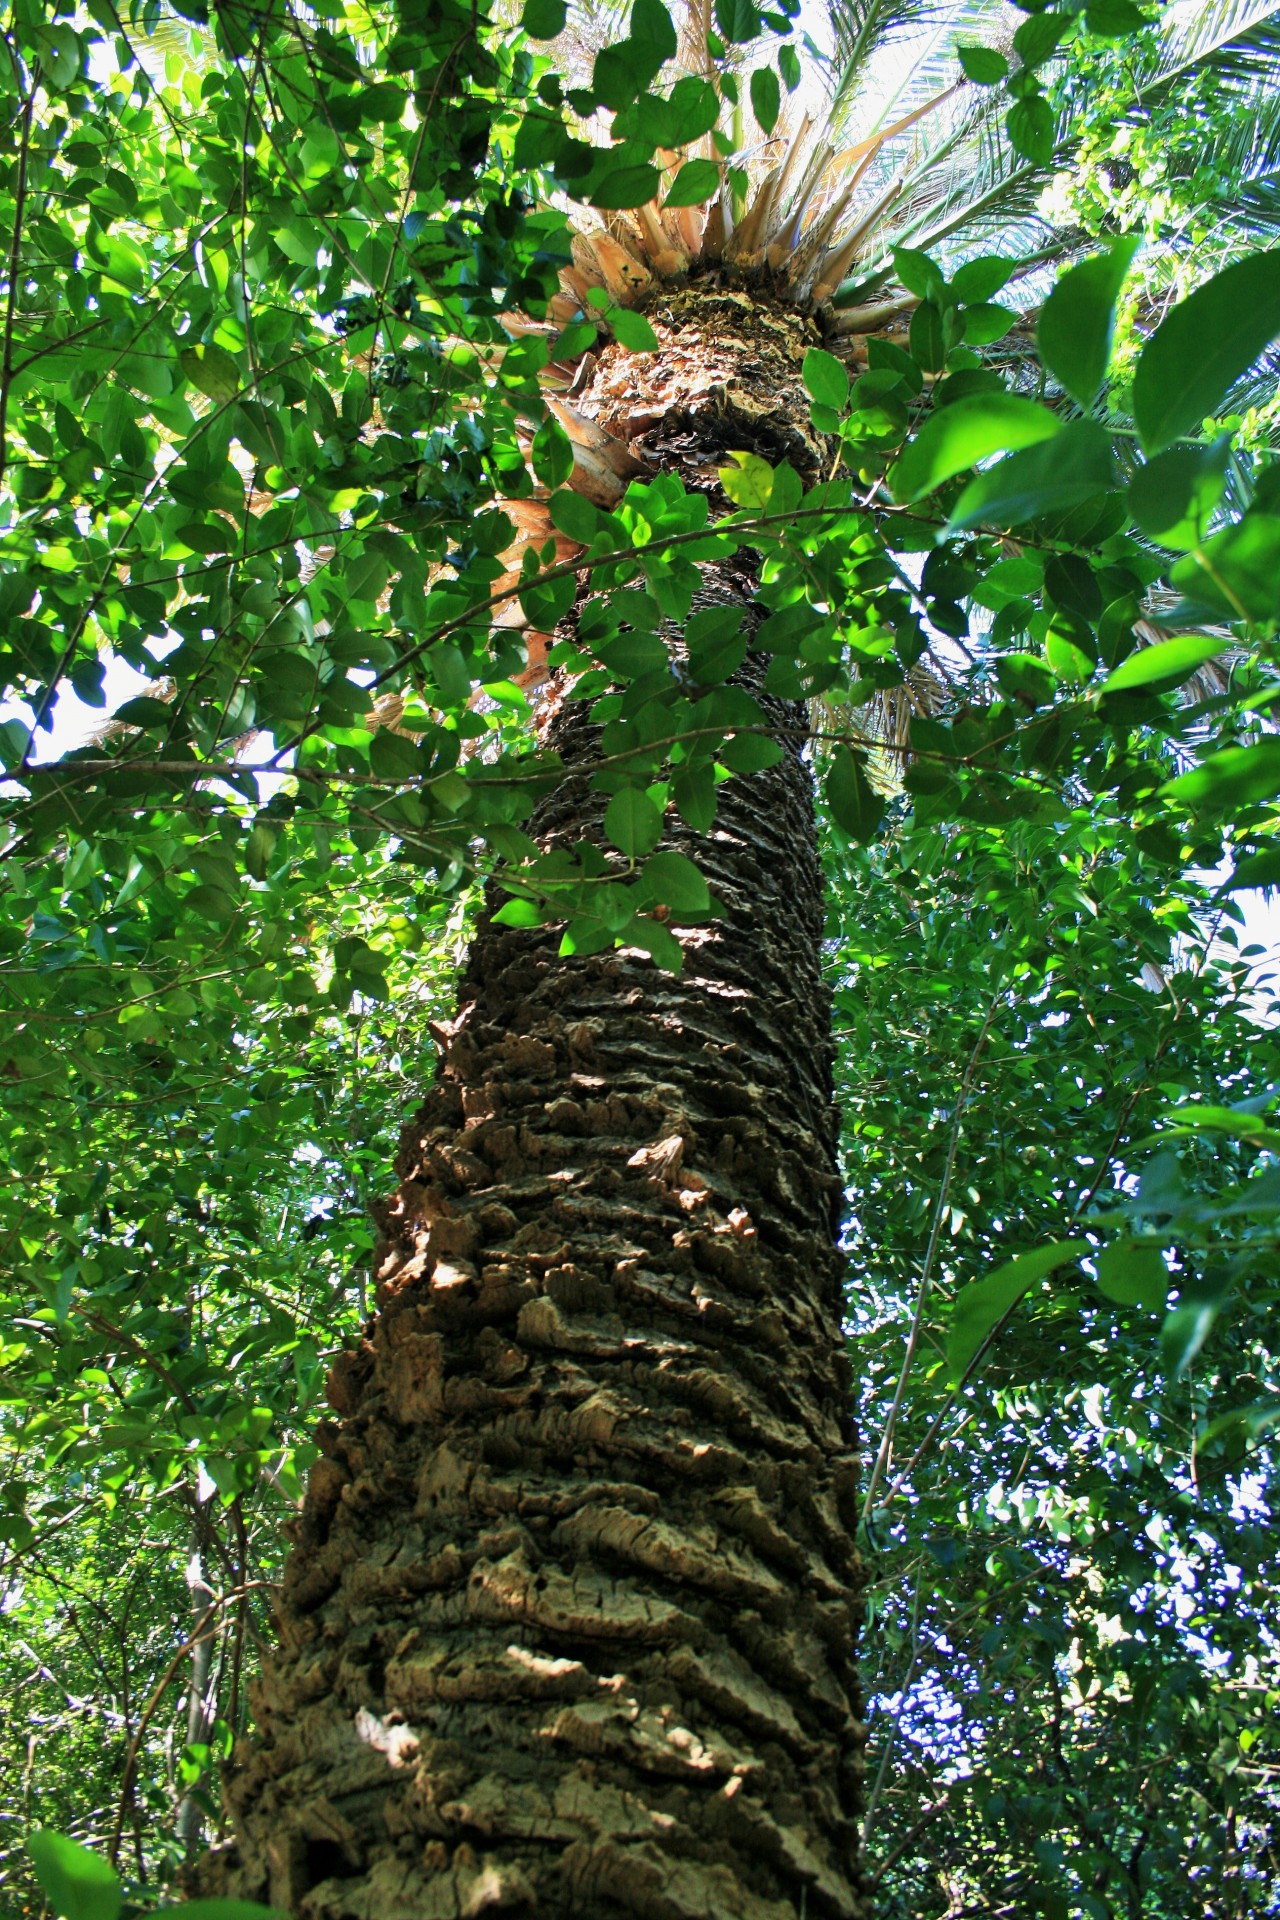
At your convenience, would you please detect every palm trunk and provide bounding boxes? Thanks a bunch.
[208,291,866,1920]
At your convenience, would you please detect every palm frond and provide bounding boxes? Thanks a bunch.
[822,0,1280,293]
[821,0,950,109]
[1230,169,1280,234]
[1142,0,1280,97]
[824,92,1061,299]
[830,0,1014,135]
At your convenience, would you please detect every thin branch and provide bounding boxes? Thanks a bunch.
[107,1581,275,1868]
[860,986,1001,1527]
[868,1788,956,1889]
[862,1560,926,1843]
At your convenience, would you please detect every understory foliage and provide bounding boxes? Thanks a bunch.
[2,0,1279,1912]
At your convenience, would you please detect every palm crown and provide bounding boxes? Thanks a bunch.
[476,0,1279,738]
[516,0,1280,346]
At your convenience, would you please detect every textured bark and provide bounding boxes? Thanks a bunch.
[207,290,866,1920]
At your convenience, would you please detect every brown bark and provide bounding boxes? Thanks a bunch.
[205,293,866,1920]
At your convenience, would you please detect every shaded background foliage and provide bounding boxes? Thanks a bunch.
[831,778,1280,1916]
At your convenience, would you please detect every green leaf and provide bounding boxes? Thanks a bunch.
[686,604,748,682]
[664,159,720,208]
[180,342,241,403]
[1227,848,1280,890]
[1128,439,1229,548]
[948,1241,1087,1382]
[957,43,1008,83]
[35,23,81,89]
[597,628,668,678]
[26,1833,122,1920]
[1100,634,1222,694]
[1036,239,1138,406]
[802,348,849,413]
[1087,0,1152,36]
[718,731,782,772]
[244,819,278,880]
[892,246,945,301]
[1161,738,1280,810]
[1168,514,1280,624]
[750,65,780,132]
[948,419,1113,530]
[184,884,240,923]
[1006,92,1054,163]
[715,0,760,44]
[523,0,567,34]
[891,394,1060,503]
[1133,249,1280,453]
[1155,1103,1279,1144]
[0,569,36,620]
[719,451,774,508]
[608,307,661,352]
[672,765,717,829]
[868,337,924,393]
[604,787,664,856]
[909,302,949,373]
[960,303,1016,346]
[632,0,677,60]
[1197,1399,1280,1452]
[63,840,101,892]
[1046,621,1095,685]
[627,914,685,970]
[358,83,406,121]
[554,320,598,360]
[996,652,1056,706]
[1096,1241,1168,1311]
[826,746,884,841]
[779,42,801,89]
[950,255,1019,302]
[1161,1279,1232,1380]
[0,716,32,770]
[142,1905,291,1920]
[661,75,720,144]
[532,416,574,488]
[429,641,474,706]
[1012,10,1070,66]
[493,897,543,928]
[642,849,711,913]
[591,165,663,208]
[550,489,600,542]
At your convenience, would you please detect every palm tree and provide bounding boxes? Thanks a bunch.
[196,1,1280,1913]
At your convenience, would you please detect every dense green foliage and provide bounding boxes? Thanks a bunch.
[2,0,1279,1912]
[838,786,1280,1916]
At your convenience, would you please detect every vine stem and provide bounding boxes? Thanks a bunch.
[862,1559,925,1843]
[859,986,1001,1530]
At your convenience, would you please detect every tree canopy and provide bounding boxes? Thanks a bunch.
[2,0,1279,1912]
